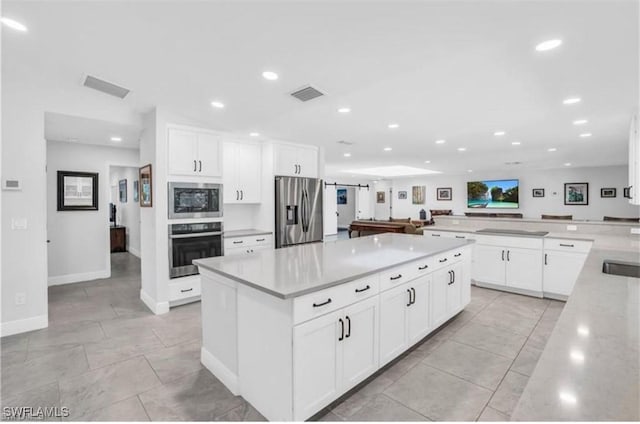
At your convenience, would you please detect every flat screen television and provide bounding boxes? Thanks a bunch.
[467,179,519,209]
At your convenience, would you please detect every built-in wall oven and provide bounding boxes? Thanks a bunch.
[168,182,222,219]
[168,222,223,279]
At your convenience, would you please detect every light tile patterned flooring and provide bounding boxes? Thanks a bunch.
[0,252,564,421]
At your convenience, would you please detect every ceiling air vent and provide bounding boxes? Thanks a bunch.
[290,85,324,102]
[337,140,354,145]
[83,75,130,99]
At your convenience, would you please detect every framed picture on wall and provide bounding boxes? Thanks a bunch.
[337,188,347,204]
[412,186,426,204]
[564,182,589,205]
[532,188,545,198]
[139,164,153,207]
[600,188,616,198]
[398,191,407,200]
[376,191,385,203]
[119,179,127,203]
[57,171,99,211]
[436,187,452,201]
[133,180,139,202]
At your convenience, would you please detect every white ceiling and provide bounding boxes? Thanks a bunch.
[3,0,638,177]
[44,112,142,149]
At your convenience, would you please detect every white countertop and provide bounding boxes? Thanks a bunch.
[194,233,472,299]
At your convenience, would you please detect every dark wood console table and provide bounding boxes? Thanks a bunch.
[348,221,407,238]
[110,226,126,253]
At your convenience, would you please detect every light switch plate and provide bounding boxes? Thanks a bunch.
[631,228,640,235]
[11,218,28,230]
[2,178,21,191]
[566,225,578,231]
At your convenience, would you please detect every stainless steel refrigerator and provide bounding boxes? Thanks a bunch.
[275,176,323,248]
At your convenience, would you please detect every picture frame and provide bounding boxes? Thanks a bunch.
[564,182,589,205]
[119,179,127,203]
[139,164,153,207]
[600,187,616,198]
[436,187,452,201]
[412,186,426,204]
[532,188,545,198]
[398,191,407,200]
[376,191,385,203]
[57,171,99,211]
[133,180,139,202]
[337,188,347,205]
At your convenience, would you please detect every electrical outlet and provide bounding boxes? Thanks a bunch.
[11,218,27,230]
[631,228,640,235]
[566,225,578,231]
[15,292,26,305]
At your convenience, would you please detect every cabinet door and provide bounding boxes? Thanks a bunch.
[340,297,379,391]
[447,263,463,314]
[543,250,586,296]
[223,142,239,203]
[407,275,431,346]
[461,251,472,306]
[168,128,198,176]
[473,245,506,285]
[293,311,341,420]
[236,142,262,203]
[297,147,318,178]
[274,144,300,176]
[379,283,409,366]
[197,132,222,177]
[505,247,543,292]
[431,268,449,328]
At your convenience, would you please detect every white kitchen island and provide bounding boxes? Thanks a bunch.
[194,233,474,421]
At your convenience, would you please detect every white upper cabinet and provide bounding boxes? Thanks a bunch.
[274,143,318,178]
[223,141,262,203]
[168,127,222,177]
[628,113,639,205]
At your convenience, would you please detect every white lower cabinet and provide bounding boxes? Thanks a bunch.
[432,261,464,328]
[473,244,507,285]
[293,296,378,420]
[543,239,592,298]
[505,247,543,292]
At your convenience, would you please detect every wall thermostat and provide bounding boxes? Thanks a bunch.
[2,179,22,191]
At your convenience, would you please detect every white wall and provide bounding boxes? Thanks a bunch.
[337,187,356,229]
[109,166,141,257]
[373,180,392,220]
[389,165,639,221]
[46,141,138,285]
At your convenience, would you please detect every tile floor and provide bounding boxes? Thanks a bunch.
[1,252,564,421]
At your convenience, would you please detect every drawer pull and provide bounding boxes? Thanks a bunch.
[455,235,465,239]
[338,318,344,341]
[256,238,266,242]
[390,274,403,281]
[454,253,462,257]
[180,288,194,293]
[345,316,351,338]
[313,298,332,308]
[439,258,448,263]
[233,240,243,244]
[432,233,441,237]
[559,243,574,248]
[406,289,412,307]
[355,285,371,293]
[418,264,429,270]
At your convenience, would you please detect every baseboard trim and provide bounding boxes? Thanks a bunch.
[48,270,110,286]
[473,280,544,298]
[139,289,170,315]
[128,246,141,258]
[201,346,239,395]
[0,314,48,337]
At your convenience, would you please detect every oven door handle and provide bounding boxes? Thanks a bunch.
[169,231,223,239]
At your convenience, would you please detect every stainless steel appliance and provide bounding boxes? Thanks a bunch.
[168,221,223,278]
[168,182,222,219]
[275,176,323,248]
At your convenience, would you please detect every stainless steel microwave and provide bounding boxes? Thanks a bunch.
[168,182,223,219]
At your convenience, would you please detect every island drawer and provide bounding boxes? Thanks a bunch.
[474,234,542,249]
[224,234,273,250]
[379,263,419,292]
[169,277,201,301]
[544,238,592,253]
[293,275,380,325]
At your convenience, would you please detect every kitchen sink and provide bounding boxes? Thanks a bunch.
[602,260,640,278]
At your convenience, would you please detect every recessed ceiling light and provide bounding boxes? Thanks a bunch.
[388,123,399,129]
[548,147,557,152]
[563,97,581,105]
[535,39,563,51]
[383,147,392,151]
[337,107,351,113]
[457,147,467,152]
[511,141,521,145]
[467,169,473,173]
[424,160,431,164]
[0,17,27,32]
[579,133,592,138]
[110,136,122,142]
[573,119,588,125]
[343,153,351,157]
[345,165,440,177]
[435,139,446,144]
[249,132,260,137]
[564,162,572,166]
[494,131,506,136]
[210,101,225,109]
[262,71,279,81]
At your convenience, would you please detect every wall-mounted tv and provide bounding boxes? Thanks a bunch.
[467,179,519,209]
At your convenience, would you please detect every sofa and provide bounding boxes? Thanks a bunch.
[348,218,424,237]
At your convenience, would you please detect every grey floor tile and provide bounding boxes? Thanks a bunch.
[473,305,539,337]
[379,350,425,381]
[422,340,512,390]
[138,369,243,421]
[144,340,202,383]
[48,301,118,325]
[83,331,165,369]
[48,284,88,304]
[343,394,428,421]
[384,364,492,421]
[59,356,161,419]
[477,406,509,421]
[2,346,89,397]
[27,321,105,361]
[315,410,345,421]
[510,345,543,377]
[488,371,530,415]
[151,320,201,347]
[213,401,267,421]
[0,382,61,421]
[0,333,29,368]
[452,322,527,359]
[68,396,149,421]
[525,317,557,350]
[99,315,162,340]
